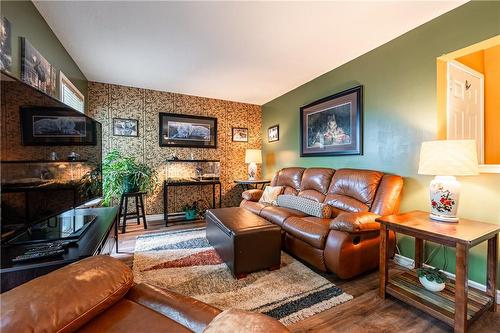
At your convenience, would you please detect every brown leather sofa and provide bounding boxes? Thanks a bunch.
[240,167,403,279]
[0,256,289,333]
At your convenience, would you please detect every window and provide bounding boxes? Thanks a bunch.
[60,71,84,112]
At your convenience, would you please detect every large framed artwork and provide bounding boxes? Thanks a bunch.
[20,38,57,97]
[159,113,217,148]
[20,107,97,146]
[0,17,12,72]
[300,86,363,157]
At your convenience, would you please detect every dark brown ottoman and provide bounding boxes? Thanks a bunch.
[206,207,281,279]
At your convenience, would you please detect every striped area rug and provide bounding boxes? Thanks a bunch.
[132,228,353,325]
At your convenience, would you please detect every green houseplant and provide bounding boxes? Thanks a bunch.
[416,267,447,292]
[182,200,209,220]
[102,149,158,206]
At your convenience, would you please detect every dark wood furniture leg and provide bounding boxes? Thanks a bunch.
[121,196,129,234]
[114,211,119,253]
[487,234,498,312]
[139,194,147,229]
[414,238,424,269]
[379,223,389,299]
[455,242,469,333]
[219,183,222,208]
[135,196,140,225]
[118,195,124,234]
[164,183,169,227]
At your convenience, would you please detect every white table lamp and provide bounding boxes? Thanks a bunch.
[245,149,262,180]
[418,140,479,222]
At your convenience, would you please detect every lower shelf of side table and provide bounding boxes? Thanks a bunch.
[386,271,493,327]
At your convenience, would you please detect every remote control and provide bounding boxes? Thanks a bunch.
[12,249,65,263]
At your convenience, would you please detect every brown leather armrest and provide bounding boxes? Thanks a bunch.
[242,189,263,202]
[329,212,381,233]
[126,283,221,333]
[203,309,290,333]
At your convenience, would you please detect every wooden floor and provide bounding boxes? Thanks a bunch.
[112,219,499,333]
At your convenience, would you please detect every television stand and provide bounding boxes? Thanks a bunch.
[0,207,118,292]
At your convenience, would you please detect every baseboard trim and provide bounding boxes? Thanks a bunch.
[393,254,500,304]
[146,214,164,221]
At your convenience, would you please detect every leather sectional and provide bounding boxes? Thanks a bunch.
[240,167,403,279]
[1,255,289,333]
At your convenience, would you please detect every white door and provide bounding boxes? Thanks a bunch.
[447,60,484,163]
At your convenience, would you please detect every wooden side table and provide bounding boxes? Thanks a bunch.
[377,210,499,333]
[234,179,271,190]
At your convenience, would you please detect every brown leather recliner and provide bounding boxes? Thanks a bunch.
[0,256,289,333]
[240,167,403,279]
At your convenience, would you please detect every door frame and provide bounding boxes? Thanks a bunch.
[446,59,485,164]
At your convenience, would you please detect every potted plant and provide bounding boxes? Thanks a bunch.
[102,149,158,206]
[416,267,447,292]
[182,200,209,220]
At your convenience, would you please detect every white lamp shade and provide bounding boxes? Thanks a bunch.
[245,149,262,164]
[418,140,479,176]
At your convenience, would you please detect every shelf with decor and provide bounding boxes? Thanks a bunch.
[163,159,222,226]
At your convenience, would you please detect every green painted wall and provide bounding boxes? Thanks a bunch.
[1,0,87,104]
[262,1,500,286]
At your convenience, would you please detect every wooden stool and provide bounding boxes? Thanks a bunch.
[118,192,147,233]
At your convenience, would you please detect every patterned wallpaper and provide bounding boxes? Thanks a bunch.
[87,82,262,215]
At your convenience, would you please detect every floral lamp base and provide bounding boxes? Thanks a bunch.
[247,162,257,180]
[429,176,460,223]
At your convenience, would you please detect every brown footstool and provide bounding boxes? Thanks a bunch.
[206,207,281,279]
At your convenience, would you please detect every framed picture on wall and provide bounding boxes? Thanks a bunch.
[20,106,97,146]
[159,113,217,148]
[232,127,248,142]
[300,85,363,157]
[0,16,12,72]
[113,118,138,137]
[268,125,279,142]
[20,38,57,97]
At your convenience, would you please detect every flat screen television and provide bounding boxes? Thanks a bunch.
[1,71,102,237]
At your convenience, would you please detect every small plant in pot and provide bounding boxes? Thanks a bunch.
[416,267,447,292]
[102,149,158,206]
[182,200,208,220]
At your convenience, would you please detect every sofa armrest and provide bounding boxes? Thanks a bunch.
[242,189,263,202]
[126,283,221,333]
[203,309,290,333]
[329,212,381,233]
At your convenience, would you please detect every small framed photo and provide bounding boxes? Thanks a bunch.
[113,118,138,137]
[268,125,279,142]
[232,127,248,142]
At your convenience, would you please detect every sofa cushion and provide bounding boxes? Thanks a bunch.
[271,167,305,195]
[0,255,134,333]
[258,186,284,205]
[242,189,263,202]
[277,195,331,218]
[240,200,270,215]
[282,216,332,249]
[325,169,384,213]
[260,206,308,227]
[77,299,193,333]
[203,309,290,333]
[298,168,335,202]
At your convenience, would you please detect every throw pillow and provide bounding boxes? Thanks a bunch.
[258,186,284,205]
[276,195,332,218]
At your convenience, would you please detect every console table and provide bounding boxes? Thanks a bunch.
[163,179,222,226]
[0,207,118,292]
[234,179,271,190]
[377,210,499,333]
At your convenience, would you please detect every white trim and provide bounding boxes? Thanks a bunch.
[146,213,164,221]
[446,60,485,164]
[394,254,500,304]
[59,70,85,112]
[479,164,500,174]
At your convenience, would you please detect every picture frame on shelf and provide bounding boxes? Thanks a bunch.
[232,127,248,142]
[300,85,363,157]
[268,124,279,142]
[0,16,12,72]
[159,113,217,148]
[113,118,138,137]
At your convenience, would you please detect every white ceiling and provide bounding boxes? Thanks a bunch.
[34,1,467,105]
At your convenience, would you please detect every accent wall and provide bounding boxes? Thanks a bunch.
[261,1,500,285]
[87,82,262,215]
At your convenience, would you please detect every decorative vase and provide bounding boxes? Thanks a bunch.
[419,276,445,292]
[184,209,197,220]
